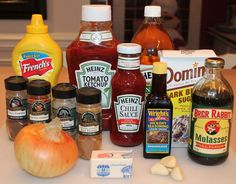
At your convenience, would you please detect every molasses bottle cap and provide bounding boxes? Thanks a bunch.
[153,62,167,74]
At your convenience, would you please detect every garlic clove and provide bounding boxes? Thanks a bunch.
[160,156,177,168]
[170,166,184,181]
[150,163,169,176]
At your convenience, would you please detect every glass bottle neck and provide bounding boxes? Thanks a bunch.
[151,73,167,97]
[204,67,222,80]
[144,17,162,25]
[80,21,112,31]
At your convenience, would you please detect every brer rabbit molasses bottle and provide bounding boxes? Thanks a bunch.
[188,58,234,165]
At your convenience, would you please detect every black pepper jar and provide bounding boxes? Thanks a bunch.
[4,76,28,141]
[27,79,51,124]
[52,83,77,139]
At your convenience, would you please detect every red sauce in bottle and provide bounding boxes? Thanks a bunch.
[110,43,146,146]
[66,5,119,130]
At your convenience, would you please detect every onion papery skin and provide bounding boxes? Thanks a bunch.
[14,123,79,178]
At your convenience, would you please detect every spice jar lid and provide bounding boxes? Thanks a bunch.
[4,76,28,91]
[27,79,51,95]
[52,83,77,99]
[205,57,225,68]
[76,87,101,104]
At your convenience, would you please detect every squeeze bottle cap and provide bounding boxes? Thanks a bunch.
[26,14,48,33]
[153,62,167,74]
[117,43,141,54]
[82,5,111,22]
[144,6,161,17]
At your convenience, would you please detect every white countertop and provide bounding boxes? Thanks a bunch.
[1,126,236,184]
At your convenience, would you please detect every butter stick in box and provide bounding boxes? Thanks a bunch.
[90,150,133,178]
[158,50,216,147]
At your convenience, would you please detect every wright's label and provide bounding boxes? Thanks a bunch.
[18,52,53,78]
[145,109,172,154]
[75,60,115,109]
[80,31,112,44]
[114,94,143,133]
[189,108,232,156]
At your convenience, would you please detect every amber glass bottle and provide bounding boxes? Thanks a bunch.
[66,5,119,130]
[188,58,234,165]
[110,43,146,147]
[131,5,174,96]
[144,62,173,158]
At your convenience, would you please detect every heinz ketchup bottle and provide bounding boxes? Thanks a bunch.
[66,5,119,130]
[110,43,146,146]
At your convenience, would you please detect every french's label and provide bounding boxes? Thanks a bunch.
[145,109,172,154]
[75,60,115,109]
[189,107,232,156]
[80,31,112,44]
[19,52,53,78]
[114,94,143,133]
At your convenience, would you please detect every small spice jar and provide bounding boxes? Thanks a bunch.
[76,87,102,160]
[27,79,51,124]
[52,83,77,139]
[4,76,28,140]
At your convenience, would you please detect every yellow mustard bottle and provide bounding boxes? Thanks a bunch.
[12,14,62,87]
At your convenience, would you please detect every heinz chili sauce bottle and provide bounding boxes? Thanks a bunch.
[66,5,119,130]
[110,43,146,146]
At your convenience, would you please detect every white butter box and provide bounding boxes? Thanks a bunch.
[90,150,133,178]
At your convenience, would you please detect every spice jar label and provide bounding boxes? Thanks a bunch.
[28,100,51,123]
[114,94,144,133]
[78,112,101,136]
[7,97,27,120]
[53,106,77,129]
[75,60,115,109]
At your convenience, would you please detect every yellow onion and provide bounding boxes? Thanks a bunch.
[14,118,79,178]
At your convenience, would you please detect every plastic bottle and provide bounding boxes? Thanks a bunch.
[188,58,234,165]
[66,5,119,131]
[12,14,62,87]
[110,43,146,147]
[143,62,173,159]
[131,5,174,96]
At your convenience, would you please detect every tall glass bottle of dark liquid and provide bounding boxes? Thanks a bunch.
[144,62,173,159]
[188,57,234,165]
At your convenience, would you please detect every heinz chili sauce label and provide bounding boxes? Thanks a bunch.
[114,94,144,133]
